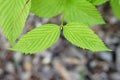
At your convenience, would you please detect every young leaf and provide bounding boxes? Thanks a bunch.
[110,0,120,20]
[87,0,108,5]
[0,0,31,45]
[63,0,105,26]
[63,23,110,52]
[31,0,64,18]
[10,24,60,54]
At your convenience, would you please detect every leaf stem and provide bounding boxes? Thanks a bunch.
[60,15,64,30]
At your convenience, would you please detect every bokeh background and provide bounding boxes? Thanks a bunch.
[0,2,120,80]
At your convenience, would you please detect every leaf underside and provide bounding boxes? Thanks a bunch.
[11,24,60,54]
[63,23,111,52]
[0,0,31,45]
[63,0,105,26]
[31,0,64,18]
[31,0,105,26]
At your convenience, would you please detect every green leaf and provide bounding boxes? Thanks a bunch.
[31,0,64,18]
[10,24,60,54]
[31,0,105,26]
[63,23,110,52]
[0,0,31,45]
[87,0,108,5]
[110,0,120,20]
[63,0,105,26]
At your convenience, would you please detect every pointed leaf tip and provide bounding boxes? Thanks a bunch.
[63,23,111,52]
[11,24,60,54]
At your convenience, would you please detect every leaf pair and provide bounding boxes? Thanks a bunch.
[11,23,110,54]
[31,0,105,26]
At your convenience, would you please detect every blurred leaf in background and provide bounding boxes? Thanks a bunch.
[110,0,120,20]
[87,0,108,5]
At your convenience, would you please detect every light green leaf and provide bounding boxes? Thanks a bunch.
[110,0,120,20]
[63,0,105,26]
[31,0,64,18]
[0,0,31,45]
[87,0,108,5]
[63,23,110,52]
[10,24,60,54]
